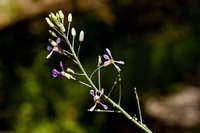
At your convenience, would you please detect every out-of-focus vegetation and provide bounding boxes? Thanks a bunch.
[0,0,200,133]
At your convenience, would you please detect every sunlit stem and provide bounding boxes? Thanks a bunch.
[67,22,71,37]
[134,87,143,123]
[73,72,85,76]
[118,73,122,105]
[118,83,122,105]
[60,32,152,133]
[108,80,117,97]
[77,42,81,57]
[76,80,92,88]
[72,36,75,49]
[98,60,101,90]
[63,50,73,56]
[89,65,103,79]
[91,109,121,113]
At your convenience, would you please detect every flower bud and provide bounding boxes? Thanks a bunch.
[49,30,57,37]
[58,10,64,20]
[56,13,60,21]
[50,12,57,22]
[66,68,75,74]
[68,13,72,22]
[45,17,54,28]
[98,56,102,65]
[71,27,76,37]
[48,39,57,47]
[61,71,75,80]
[79,30,84,42]
[59,23,66,32]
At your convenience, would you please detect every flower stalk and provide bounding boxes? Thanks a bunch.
[45,11,153,133]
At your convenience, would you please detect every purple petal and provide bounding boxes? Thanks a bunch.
[100,88,104,97]
[52,69,61,77]
[106,48,113,58]
[59,61,64,71]
[47,45,52,51]
[90,90,95,97]
[103,60,111,67]
[46,50,54,59]
[89,103,97,112]
[56,38,61,44]
[115,61,125,64]
[103,54,110,60]
[113,63,121,72]
[100,102,108,110]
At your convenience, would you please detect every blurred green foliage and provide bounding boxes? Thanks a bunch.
[0,0,200,133]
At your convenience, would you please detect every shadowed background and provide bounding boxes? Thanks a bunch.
[0,0,200,133]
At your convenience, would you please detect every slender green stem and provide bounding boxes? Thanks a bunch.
[118,83,122,105]
[67,22,71,37]
[118,73,122,105]
[77,80,92,88]
[98,58,101,90]
[134,88,143,123]
[72,36,75,49]
[91,109,121,113]
[89,65,103,79]
[104,95,152,133]
[108,81,117,97]
[77,43,81,57]
[61,33,152,133]
[63,50,73,56]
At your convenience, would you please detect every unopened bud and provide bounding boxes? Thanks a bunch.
[61,71,75,80]
[66,68,75,74]
[56,13,60,21]
[71,27,76,36]
[59,24,66,32]
[48,39,57,47]
[79,30,84,42]
[50,12,57,22]
[45,17,54,28]
[49,30,57,37]
[58,10,64,20]
[98,56,102,65]
[68,13,72,22]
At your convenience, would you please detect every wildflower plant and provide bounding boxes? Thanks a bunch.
[45,10,153,133]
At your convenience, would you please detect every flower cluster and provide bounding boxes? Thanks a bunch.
[45,11,152,133]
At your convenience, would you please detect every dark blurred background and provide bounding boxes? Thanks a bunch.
[0,0,200,133]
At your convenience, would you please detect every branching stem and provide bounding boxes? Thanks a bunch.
[60,32,152,133]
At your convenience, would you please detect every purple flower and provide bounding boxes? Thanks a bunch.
[46,38,63,59]
[103,48,125,72]
[89,88,108,111]
[51,61,74,79]
[52,61,64,77]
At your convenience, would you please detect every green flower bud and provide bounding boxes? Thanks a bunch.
[45,17,54,28]
[66,68,75,74]
[71,27,76,37]
[79,30,84,42]
[49,30,57,37]
[59,24,66,32]
[58,10,64,20]
[68,13,72,23]
[48,39,57,47]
